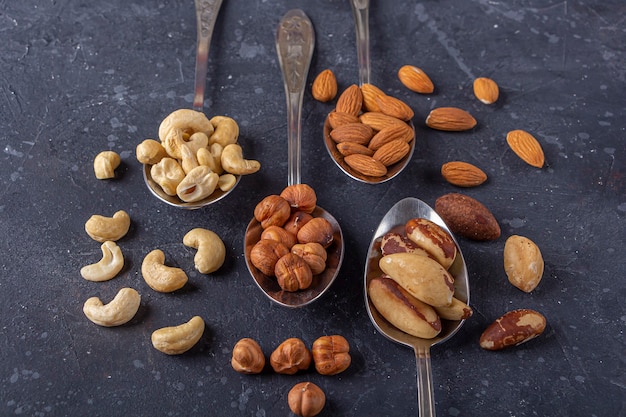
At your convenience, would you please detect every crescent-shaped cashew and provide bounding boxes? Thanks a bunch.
[183,228,226,274]
[221,144,261,175]
[209,116,239,147]
[158,109,214,143]
[141,249,188,293]
[93,151,121,179]
[151,316,205,355]
[85,210,131,243]
[80,241,124,282]
[83,287,141,327]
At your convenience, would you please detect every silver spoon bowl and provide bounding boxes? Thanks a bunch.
[323,0,416,184]
[364,197,470,416]
[244,9,344,308]
[143,0,243,210]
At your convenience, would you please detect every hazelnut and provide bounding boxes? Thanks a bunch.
[312,335,351,375]
[270,337,312,375]
[283,211,314,236]
[274,253,313,292]
[291,242,327,275]
[280,184,317,213]
[254,195,291,229]
[261,225,297,249]
[250,239,290,276]
[297,217,334,248]
[231,338,265,374]
[288,382,326,417]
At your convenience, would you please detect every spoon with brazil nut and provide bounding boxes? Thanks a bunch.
[143,0,243,209]
[364,197,470,416]
[243,9,344,308]
[322,0,416,184]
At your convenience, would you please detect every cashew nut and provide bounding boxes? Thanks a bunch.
[151,157,186,196]
[162,128,187,160]
[151,316,205,355]
[186,131,209,155]
[197,143,224,174]
[80,241,124,282]
[176,165,219,203]
[221,144,261,175]
[136,139,168,165]
[85,210,131,243]
[183,228,226,274]
[93,151,121,179]
[141,249,188,293]
[218,173,237,192]
[209,116,239,147]
[158,109,214,143]
[83,287,141,327]
[180,143,199,174]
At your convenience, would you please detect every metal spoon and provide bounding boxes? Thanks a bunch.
[364,197,470,416]
[323,0,416,184]
[243,9,344,308]
[143,0,242,209]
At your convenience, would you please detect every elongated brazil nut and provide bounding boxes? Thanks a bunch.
[435,193,500,241]
[479,309,546,350]
[405,217,457,269]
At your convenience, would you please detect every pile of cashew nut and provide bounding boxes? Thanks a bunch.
[80,208,225,355]
[136,109,261,203]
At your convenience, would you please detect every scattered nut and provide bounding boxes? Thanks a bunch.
[183,228,226,274]
[85,210,131,243]
[288,382,326,417]
[441,161,488,187]
[93,151,121,179]
[425,107,477,131]
[480,309,546,350]
[311,335,351,375]
[311,69,337,102]
[80,241,124,282]
[504,235,544,292]
[83,287,140,327]
[473,77,499,104]
[506,129,545,168]
[141,249,188,293]
[397,65,435,94]
[231,338,265,374]
[270,337,312,375]
[435,193,501,241]
[151,316,205,355]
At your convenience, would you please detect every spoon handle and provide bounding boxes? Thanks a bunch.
[276,9,315,187]
[415,345,436,417]
[193,0,223,111]
[350,0,370,86]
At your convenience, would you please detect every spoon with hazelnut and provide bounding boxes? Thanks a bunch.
[322,0,416,184]
[364,197,470,416]
[243,9,344,308]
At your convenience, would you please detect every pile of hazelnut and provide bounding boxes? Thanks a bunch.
[250,184,334,292]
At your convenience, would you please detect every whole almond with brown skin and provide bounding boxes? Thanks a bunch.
[375,95,415,121]
[479,309,546,350]
[360,112,407,131]
[329,122,373,145]
[441,161,487,187]
[435,193,500,241]
[344,154,387,177]
[312,69,337,102]
[368,123,415,150]
[335,84,363,116]
[328,111,360,129]
[473,77,499,104]
[398,65,434,94]
[506,129,545,168]
[426,107,477,131]
[361,83,386,112]
[336,142,374,157]
[372,139,410,166]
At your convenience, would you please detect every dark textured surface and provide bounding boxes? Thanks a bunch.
[1,0,625,416]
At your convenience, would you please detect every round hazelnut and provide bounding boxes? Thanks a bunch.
[274,253,313,292]
[283,211,314,236]
[254,195,291,229]
[260,225,297,249]
[280,184,317,213]
[291,242,327,275]
[288,382,326,417]
[270,337,312,375]
[231,338,265,374]
[250,239,290,276]
[312,335,351,375]
[297,217,334,248]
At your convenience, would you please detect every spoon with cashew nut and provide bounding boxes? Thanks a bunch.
[322,0,416,184]
[244,9,344,308]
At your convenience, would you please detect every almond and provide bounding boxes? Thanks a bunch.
[372,139,410,166]
[344,154,387,177]
[375,94,415,121]
[335,84,363,116]
[397,65,434,94]
[473,77,499,104]
[425,107,477,131]
[506,129,545,168]
[368,123,415,151]
[336,142,374,157]
[435,193,500,241]
[328,111,360,129]
[361,83,386,112]
[329,122,374,145]
[312,69,338,102]
[360,112,407,131]
[441,161,487,187]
